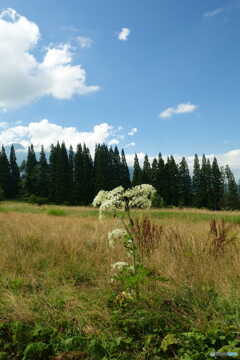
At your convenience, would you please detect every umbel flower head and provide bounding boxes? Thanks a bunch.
[108,228,128,248]
[93,184,157,216]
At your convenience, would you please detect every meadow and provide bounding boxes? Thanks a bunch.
[1,202,240,359]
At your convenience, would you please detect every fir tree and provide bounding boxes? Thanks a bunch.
[142,154,152,184]
[151,158,159,190]
[82,144,94,204]
[120,149,131,189]
[9,145,20,198]
[68,145,74,204]
[0,146,11,198]
[192,154,201,207]
[224,165,239,209]
[205,159,213,209]
[48,144,57,202]
[25,144,37,195]
[55,142,70,204]
[157,153,166,201]
[200,154,208,207]
[211,157,224,210]
[178,157,192,206]
[94,144,112,193]
[165,156,179,206]
[111,146,121,189]
[132,154,142,186]
[37,146,49,198]
[74,144,84,204]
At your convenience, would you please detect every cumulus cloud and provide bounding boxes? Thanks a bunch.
[76,36,93,48]
[118,27,130,41]
[128,128,138,136]
[0,122,8,128]
[0,8,99,109]
[159,103,198,118]
[204,8,224,17]
[0,119,116,152]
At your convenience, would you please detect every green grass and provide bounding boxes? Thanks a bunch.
[150,210,240,224]
[2,201,240,224]
[47,208,67,216]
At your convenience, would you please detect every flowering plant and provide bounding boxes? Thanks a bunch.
[93,184,156,219]
[93,184,157,299]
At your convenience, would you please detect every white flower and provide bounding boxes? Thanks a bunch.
[92,190,108,207]
[93,184,157,215]
[111,261,134,272]
[108,228,128,248]
[111,261,129,270]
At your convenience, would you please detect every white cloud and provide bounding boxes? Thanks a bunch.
[128,127,138,136]
[159,103,198,118]
[204,8,224,17]
[125,152,146,166]
[118,27,130,41]
[0,8,99,109]
[0,122,7,128]
[125,142,136,148]
[108,138,120,146]
[0,119,116,152]
[76,36,93,48]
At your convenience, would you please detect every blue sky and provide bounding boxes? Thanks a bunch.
[0,0,240,170]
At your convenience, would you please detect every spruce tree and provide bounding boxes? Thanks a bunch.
[25,144,37,195]
[55,142,70,204]
[0,146,11,198]
[157,153,166,201]
[165,156,179,206]
[37,146,49,198]
[199,155,211,208]
[82,144,94,204]
[9,145,20,198]
[192,154,201,207]
[111,146,121,189]
[74,144,84,204]
[211,157,224,210]
[178,157,192,206]
[120,149,131,189]
[94,144,112,193]
[151,158,159,190]
[224,165,239,209]
[48,144,57,202]
[205,159,213,209]
[132,154,143,186]
[68,145,74,204]
[142,154,152,184]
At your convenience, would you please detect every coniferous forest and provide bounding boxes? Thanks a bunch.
[0,142,239,210]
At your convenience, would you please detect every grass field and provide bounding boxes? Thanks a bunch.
[1,202,240,359]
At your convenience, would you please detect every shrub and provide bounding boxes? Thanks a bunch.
[28,195,48,205]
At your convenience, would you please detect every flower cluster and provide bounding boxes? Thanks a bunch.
[92,184,157,216]
[108,228,128,248]
[92,190,108,207]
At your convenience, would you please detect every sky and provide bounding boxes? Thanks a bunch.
[0,0,240,173]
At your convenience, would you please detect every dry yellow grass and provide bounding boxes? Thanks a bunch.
[0,207,240,330]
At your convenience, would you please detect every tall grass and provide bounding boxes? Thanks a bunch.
[0,209,240,332]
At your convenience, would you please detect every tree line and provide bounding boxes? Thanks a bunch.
[0,143,239,209]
